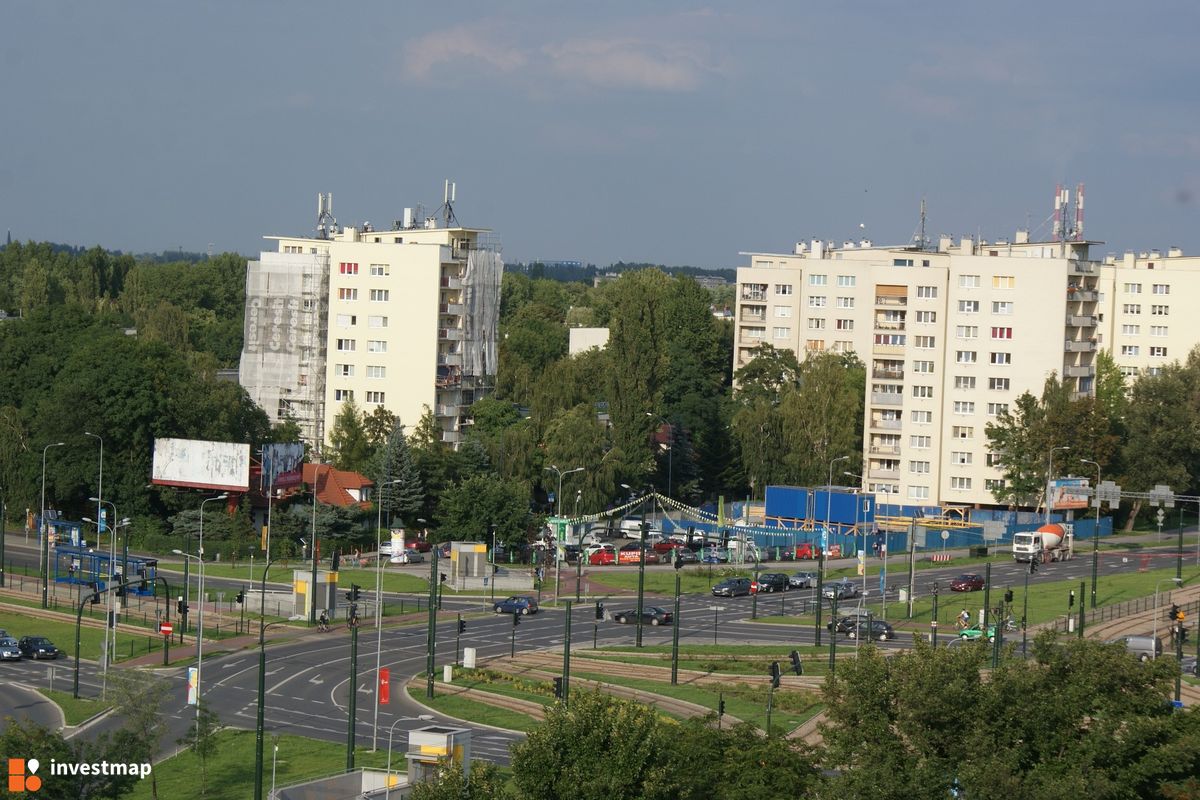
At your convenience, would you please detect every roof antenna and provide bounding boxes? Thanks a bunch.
[910,197,929,250]
[316,192,336,240]
[441,180,459,228]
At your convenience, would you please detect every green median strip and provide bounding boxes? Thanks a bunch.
[409,686,539,732]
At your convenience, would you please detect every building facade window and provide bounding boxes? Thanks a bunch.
[955,325,978,339]
[335,338,356,352]
[911,410,932,424]
[915,310,936,323]
[366,365,386,378]
[950,476,972,490]
[991,327,1013,339]
[368,315,389,328]
[954,376,976,389]
[365,391,385,404]
[1151,305,1169,315]
[908,486,930,500]
[773,327,791,339]
[991,301,1013,314]
[951,451,973,465]
[910,435,931,448]
[952,426,974,439]
[987,402,1009,416]
[369,263,389,276]
[1150,346,1168,357]
[338,288,358,301]
[367,340,388,353]
[953,401,975,415]
[956,350,977,364]
[1152,284,1170,295]
[909,461,931,474]
[809,274,827,286]
[339,262,359,275]
[1121,324,1141,335]
[837,275,856,287]
[835,319,854,330]
[370,289,389,302]
[912,385,934,398]
[775,284,794,295]
[914,335,935,349]
[775,306,793,317]
[913,360,935,374]
[336,364,354,377]
[985,479,1006,492]
[958,300,979,313]
[1124,282,1142,294]
[808,318,826,329]
[836,296,855,308]
[959,275,981,288]
[1150,325,1168,337]
[989,377,1010,390]
[334,389,354,401]
[336,314,356,328]
[990,352,1011,365]
[986,452,1003,467]
[1123,304,1141,314]
[992,275,1016,289]
[808,296,827,307]
[916,286,938,298]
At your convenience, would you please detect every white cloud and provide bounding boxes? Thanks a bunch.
[402,24,527,80]
[544,37,711,91]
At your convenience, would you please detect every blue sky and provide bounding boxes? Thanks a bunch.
[2,1,1198,268]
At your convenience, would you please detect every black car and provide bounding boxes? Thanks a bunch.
[612,606,673,626]
[711,578,752,597]
[18,636,60,660]
[846,620,895,641]
[755,573,790,593]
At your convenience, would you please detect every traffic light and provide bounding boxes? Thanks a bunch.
[595,601,604,620]
[235,590,245,605]
[674,550,684,570]
[717,697,726,717]
[512,612,521,627]
[1004,589,1014,604]
[769,661,781,690]
[90,586,101,605]
[553,677,564,699]
[458,618,467,634]
[1068,590,1076,608]
[440,573,447,584]
[115,583,125,598]
[331,550,341,572]
[177,598,188,615]
[1170,603,1181,621]
[789,649,803,676]
[349,603,359,623]
[345,584,362,603]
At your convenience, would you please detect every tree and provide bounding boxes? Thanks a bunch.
[177,700,221,796]
[1119,363,1198,528]
[733,343,802,405]
[510,692,668,800]
[0,719,78,800]
[376,422,423,528]
[438,474,533,546]
[409,760,504,800]
[326,399,372,473]
[107,670,171,800]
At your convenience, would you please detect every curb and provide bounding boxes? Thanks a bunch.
[402,674,531,736]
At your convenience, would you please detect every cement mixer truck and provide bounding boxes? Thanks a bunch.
[1012,523,1074,563]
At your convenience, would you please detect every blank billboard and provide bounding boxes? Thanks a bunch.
[152,438,250,491]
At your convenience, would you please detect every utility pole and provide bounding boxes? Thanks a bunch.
[562,601,572,706]
[930,582,939,648]
[636,519,648,648]
[828,595,839,673]
[347,616,359,771]
[982,561,992,636]
[671,571,681,685]
[425,550,438,699]
[1077,580,1086,638]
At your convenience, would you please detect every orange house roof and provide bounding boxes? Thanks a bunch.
[302,463,374,508]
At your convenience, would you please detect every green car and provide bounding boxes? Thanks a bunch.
[958,624,996,642]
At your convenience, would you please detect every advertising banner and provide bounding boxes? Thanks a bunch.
[1049,478,1090,510]
[262,443,305,490]
[152,438,250,491]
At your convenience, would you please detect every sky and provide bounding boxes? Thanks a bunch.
[2,1,1199,269]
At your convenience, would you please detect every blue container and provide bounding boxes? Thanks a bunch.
[765,485,810,521]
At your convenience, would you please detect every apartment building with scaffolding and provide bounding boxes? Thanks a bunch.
[239,192,502,452]
[734,231,1100,508]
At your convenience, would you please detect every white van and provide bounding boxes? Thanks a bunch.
[620,518,647,538]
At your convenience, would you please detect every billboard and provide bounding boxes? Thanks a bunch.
[262,443,305,490]
[1049,478,1090,511]
[152,438,250,491]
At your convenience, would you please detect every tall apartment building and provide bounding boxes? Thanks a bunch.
[1099,247,1200,379]
[239,196,502,452]
[734,233,1100,508]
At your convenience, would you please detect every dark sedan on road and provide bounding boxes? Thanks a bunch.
[18,636,60,660]
[612,606,673,626]
[755,573,791,593]
[493,596,539,615]
[844,620,895,641]
[950,573,985,592]
[711,578,753,597]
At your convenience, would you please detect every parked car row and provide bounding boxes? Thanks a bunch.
[0,630,60,660]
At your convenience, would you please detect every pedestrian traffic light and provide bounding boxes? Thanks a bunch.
[717,697,726,717]
[115,583,125,598]
[1004,589,1014,604]
[349,603,359,623]
[235,590,245,605]
[458,618,467,634]
[1068,590,1075,608]
[331,550,341,572]
[674,551,684,570]
[345,584,361,603]
[440,573,447,584]
[769,661,781,689]
[1170,603,1180,621]
[90,589,100,605]
[177,598,188,615]
[595,601,604,620]
[553,677,564,699]
[789,649,803,676]
[512,612,521,627]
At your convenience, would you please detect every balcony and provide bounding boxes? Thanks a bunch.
[871,392,903,406]
[739,333,767,346]
[740,309,766,322]
[741,289,768,302]
[1070,261,1097,275]
[1066,288,1098,302]
[1065,314,1097,327]
[870,418,903,431]
[440,429,461,444]
[435,404,459,417]
[438,327,463,342]
[1070,390,1093,401]
[869,467,901,480]
[439,303,464,316]
[437,352,462,367]
[874,320,906,331]
[1063,364,1094,378]
[872,369,904,380]
[873,343,904,355]
[1064,339,1096,353]
[875,296,908,307]
[440,276,462,291]
[869,445,901,455]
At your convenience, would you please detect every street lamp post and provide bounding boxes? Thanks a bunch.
[845,471,867,597]
[188,493,228,736]
[253,558,277,800]
[544,465,585,517]
[88,495,121,688]
[373,479,401,752]
[816,455,850,646]
[83,431,103,589]
[1046,446,1071,524]
[1080,459,1102,609]
[645,412,674,497]
[39,441,66,609]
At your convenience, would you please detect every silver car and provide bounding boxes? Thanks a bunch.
[822,580,861,601]
[789,571,817,589]
[0,637,20,661]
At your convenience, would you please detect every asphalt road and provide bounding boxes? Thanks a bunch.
[0,681,67,731]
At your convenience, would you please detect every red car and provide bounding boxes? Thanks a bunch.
[589,549,616,566]
[795,542,823,560]
[653,540,688,555]
[950,573,985,592]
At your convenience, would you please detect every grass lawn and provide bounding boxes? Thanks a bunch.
[583,646,837,677]
[569,670,822,732]
[408,686,539,732]
[0,609,180,663]
[35,688,109,726]
[448,668,556,706]
[124,730,396,800]
[164,561,434,594]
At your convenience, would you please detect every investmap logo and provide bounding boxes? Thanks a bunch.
[7,759,41,792]
[7,757,152,792]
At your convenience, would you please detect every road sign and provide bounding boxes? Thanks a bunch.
[158,621,173,636]
[941,531,950,541]
[379,667,390,705]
